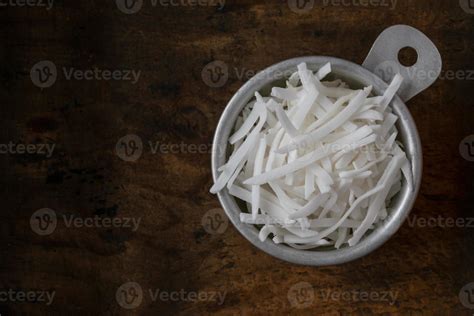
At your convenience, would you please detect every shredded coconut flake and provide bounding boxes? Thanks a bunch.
[211,62,410,249]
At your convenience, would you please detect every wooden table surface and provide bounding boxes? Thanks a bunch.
[1,0,473,315]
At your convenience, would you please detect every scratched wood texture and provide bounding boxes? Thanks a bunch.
[0,0,473,315]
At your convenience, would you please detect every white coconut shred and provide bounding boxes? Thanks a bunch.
[210,62,412,249]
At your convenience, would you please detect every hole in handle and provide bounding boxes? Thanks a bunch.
[398,46,418,67]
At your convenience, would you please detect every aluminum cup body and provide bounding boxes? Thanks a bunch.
[211,56,422,266]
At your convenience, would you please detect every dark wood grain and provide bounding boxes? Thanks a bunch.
[0,0,473,315]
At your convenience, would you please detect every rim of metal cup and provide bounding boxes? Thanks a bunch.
[211,56,422,266]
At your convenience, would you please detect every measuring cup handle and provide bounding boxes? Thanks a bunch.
[362,25,442,102]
